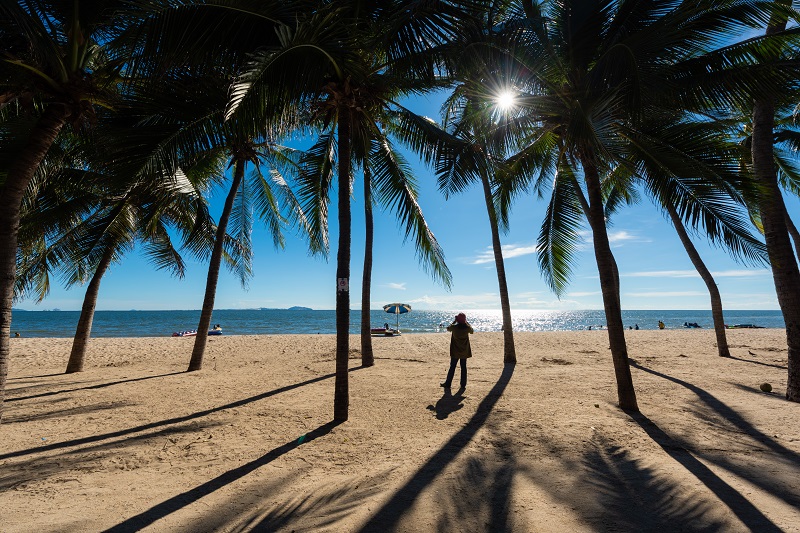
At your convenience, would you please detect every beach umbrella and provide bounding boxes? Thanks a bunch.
[383,303,411,330]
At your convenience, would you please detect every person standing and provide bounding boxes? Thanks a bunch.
[441,313,473,389]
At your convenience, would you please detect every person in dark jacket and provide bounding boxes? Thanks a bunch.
[440,312,474,389]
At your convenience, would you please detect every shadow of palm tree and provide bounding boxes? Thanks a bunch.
[357,363,515,532]
[426,387,465,420]
[433,455,516,532]
[0,421,223,491]
[628,412,782,531]
[189,472,391,532]
[6,371,184,402]
[0,368,363,461]
[727,355,787,370]
[7,373,64,381]
[577,437,726,531]
[2,400,134,424]
[105,421,342,532]
[631,362,800,517]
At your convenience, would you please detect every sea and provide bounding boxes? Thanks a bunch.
[8,308,786,338]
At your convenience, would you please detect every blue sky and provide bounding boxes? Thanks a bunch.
[15,92,798,312]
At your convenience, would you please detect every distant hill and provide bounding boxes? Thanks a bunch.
[288,306,312,311]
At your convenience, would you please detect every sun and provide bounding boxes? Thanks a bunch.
[495,90,516,110]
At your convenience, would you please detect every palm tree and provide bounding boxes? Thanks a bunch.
[14,119,216,373]
[0,0,157,420]
[433,91,518,364]
[497,0,791,411]
[750,2,800,401]
[228,3,462,420]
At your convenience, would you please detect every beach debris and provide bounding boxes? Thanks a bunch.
[594,404,599,408]
[760,383,773,393]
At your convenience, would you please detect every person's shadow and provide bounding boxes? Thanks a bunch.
[427,387,465,420]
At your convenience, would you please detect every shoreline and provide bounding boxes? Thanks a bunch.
[2,330,798,531]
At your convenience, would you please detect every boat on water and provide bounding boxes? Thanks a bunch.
[725,324,765,329]
[172,329,223,337]
[370,324,401,337]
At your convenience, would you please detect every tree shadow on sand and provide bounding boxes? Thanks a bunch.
[105,421,343,532]
[182,469,392,532]
[357,363,515,533]
[726,355,787,370]
[426,387,465,420]
[6,371,184,402]
[631,362,800,516]
[0,368,363,461]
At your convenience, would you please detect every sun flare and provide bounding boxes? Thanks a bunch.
[496,90,516,110]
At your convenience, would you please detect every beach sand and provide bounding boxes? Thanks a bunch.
[1,330,798,532]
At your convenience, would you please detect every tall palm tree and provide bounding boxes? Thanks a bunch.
[497,0,791,411]
[750,2,800,401]
[0,0,158,420]
[228,3,462,420]
[433,91,518,364]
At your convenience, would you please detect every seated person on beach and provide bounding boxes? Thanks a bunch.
[213,324,222,331]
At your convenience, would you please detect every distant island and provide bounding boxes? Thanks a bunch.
[259,306,313,311]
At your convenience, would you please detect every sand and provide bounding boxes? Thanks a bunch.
[1,329,798,532]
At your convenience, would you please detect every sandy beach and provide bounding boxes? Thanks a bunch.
[1,329,798,532]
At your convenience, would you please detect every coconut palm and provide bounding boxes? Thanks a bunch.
[0,0,159,420]
[750,3,800,401]
[227,2,463,420]
[17,165,213,373]
[431,91,518,364]
[493,0,795,411]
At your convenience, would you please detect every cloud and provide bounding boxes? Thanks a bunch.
[626,291,708,298]
[567,291,601,297]
[468,243,539,265]
[384,282,407,290]
[625,269,770,278]
[608,230,645,243]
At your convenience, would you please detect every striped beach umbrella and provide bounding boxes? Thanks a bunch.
[383,303,411,330]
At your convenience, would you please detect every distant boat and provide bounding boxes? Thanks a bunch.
[172,329,223,337]
[725,324,765,329]
[370,325,401,337]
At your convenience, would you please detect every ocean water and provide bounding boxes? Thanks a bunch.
[9,308,786,338]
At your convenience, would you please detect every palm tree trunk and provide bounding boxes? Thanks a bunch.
[187,157,245,372]
[753,8,800,402]
[480,173,516,364]
[334,111,352,422]
[360,169,374,367]
[0,104,67,422]
[785,211,800,264]
[664,203,731,358]
[65,246,115,373]
[581,154,638,411]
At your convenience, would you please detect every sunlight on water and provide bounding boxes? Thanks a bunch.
[9,308,786,337]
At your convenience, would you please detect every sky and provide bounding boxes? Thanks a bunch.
[15,92,800,312]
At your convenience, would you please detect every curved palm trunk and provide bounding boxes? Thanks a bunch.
[480,173,516,363]
[0,104,67,422]
[785,211,800,264]
[65,247,115,373]
[665,203,731,358]
[360,170,374,367]
[581,155,638,411]
[753,8,800,402]
[187,158,245,372]
[334,112,352,422]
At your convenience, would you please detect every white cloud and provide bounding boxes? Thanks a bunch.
[468,243,539,265]
[567,291,601,297]
[625,269,770,278]
[384,282,407,290]
[626,291,708,298]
